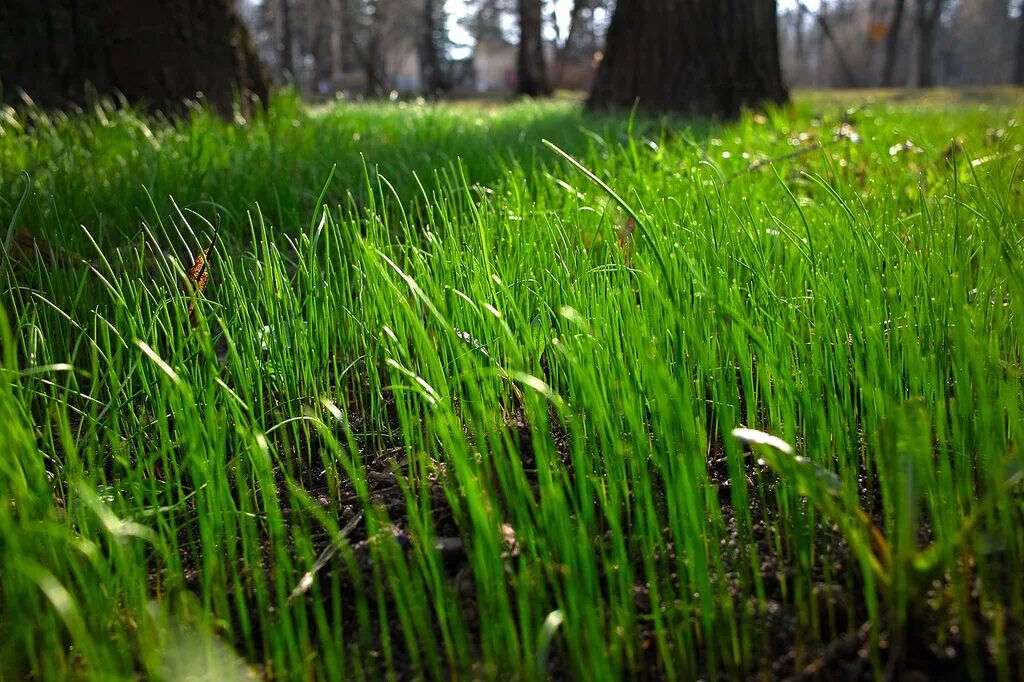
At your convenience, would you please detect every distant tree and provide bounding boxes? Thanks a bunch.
[0,0,268,116]
[518,0,552,95]
[553,0,611,84]
[1018,3,1024,85]
[915,0,944,86]
[589,0,788,117]
[300,0,337,92]
[462,0,512,43]
[881,0,908,85]
[247,0,438,97]
[329,0,345,87]
[278,0,296,82]
[777,0,1018,88]
[945,0,1016,85]
[555,0,589,80]
[800,1,861,86]
[421,0,450,95]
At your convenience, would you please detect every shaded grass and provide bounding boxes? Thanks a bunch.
[1,92,1023,680]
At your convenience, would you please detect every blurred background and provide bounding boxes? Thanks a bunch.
[1,0,1021,119]
[233,0,1024,99]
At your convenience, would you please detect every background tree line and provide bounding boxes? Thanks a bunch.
[2,0,1022,122]
[234,0,614,98]
[779,0,1024,88]
[238,0,1023,98]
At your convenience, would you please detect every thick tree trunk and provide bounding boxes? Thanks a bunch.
[588,0,787,118]
[881,0,907,86]
[0,0,268,116]
[915,0,942,87]
[517,0,552,96]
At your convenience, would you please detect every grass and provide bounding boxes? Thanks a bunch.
[1,89,1023,680]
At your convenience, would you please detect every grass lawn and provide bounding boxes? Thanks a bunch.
[1,90,1023,680]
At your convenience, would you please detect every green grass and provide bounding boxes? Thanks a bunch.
[1,90,1023,680]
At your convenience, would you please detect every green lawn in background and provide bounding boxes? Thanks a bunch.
[1,89,1022,680]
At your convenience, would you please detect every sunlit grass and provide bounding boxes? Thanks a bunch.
[1,92,1022,679]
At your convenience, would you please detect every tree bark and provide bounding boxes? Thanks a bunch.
[0,0,268,117]
[881,0,907,86]
[588,0,788,118]
[517,0,552,96]
[915,0,942,87]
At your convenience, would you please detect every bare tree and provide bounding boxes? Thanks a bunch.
[915,0,943,86]
[881,0,907,85]
[800,1,861,86]
[517,0,552,95]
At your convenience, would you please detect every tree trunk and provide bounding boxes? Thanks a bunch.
[308,0,333,94]
[517,0,552,96]
[329,0,344,87]
[588,0,788,118]
[420,0,448,95]
[338,0,355,69]
[0,0,268,117]
[1016,5,1024,85]
[555,0,588,83]
[365,27,385,96]
[915,0,942,87]
[795,5,806,61]
[881,0,906,86]
[278,0,295,82]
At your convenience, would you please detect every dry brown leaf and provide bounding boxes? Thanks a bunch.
[186,218,220,327]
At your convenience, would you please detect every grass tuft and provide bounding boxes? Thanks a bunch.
[1,90,1022,679]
